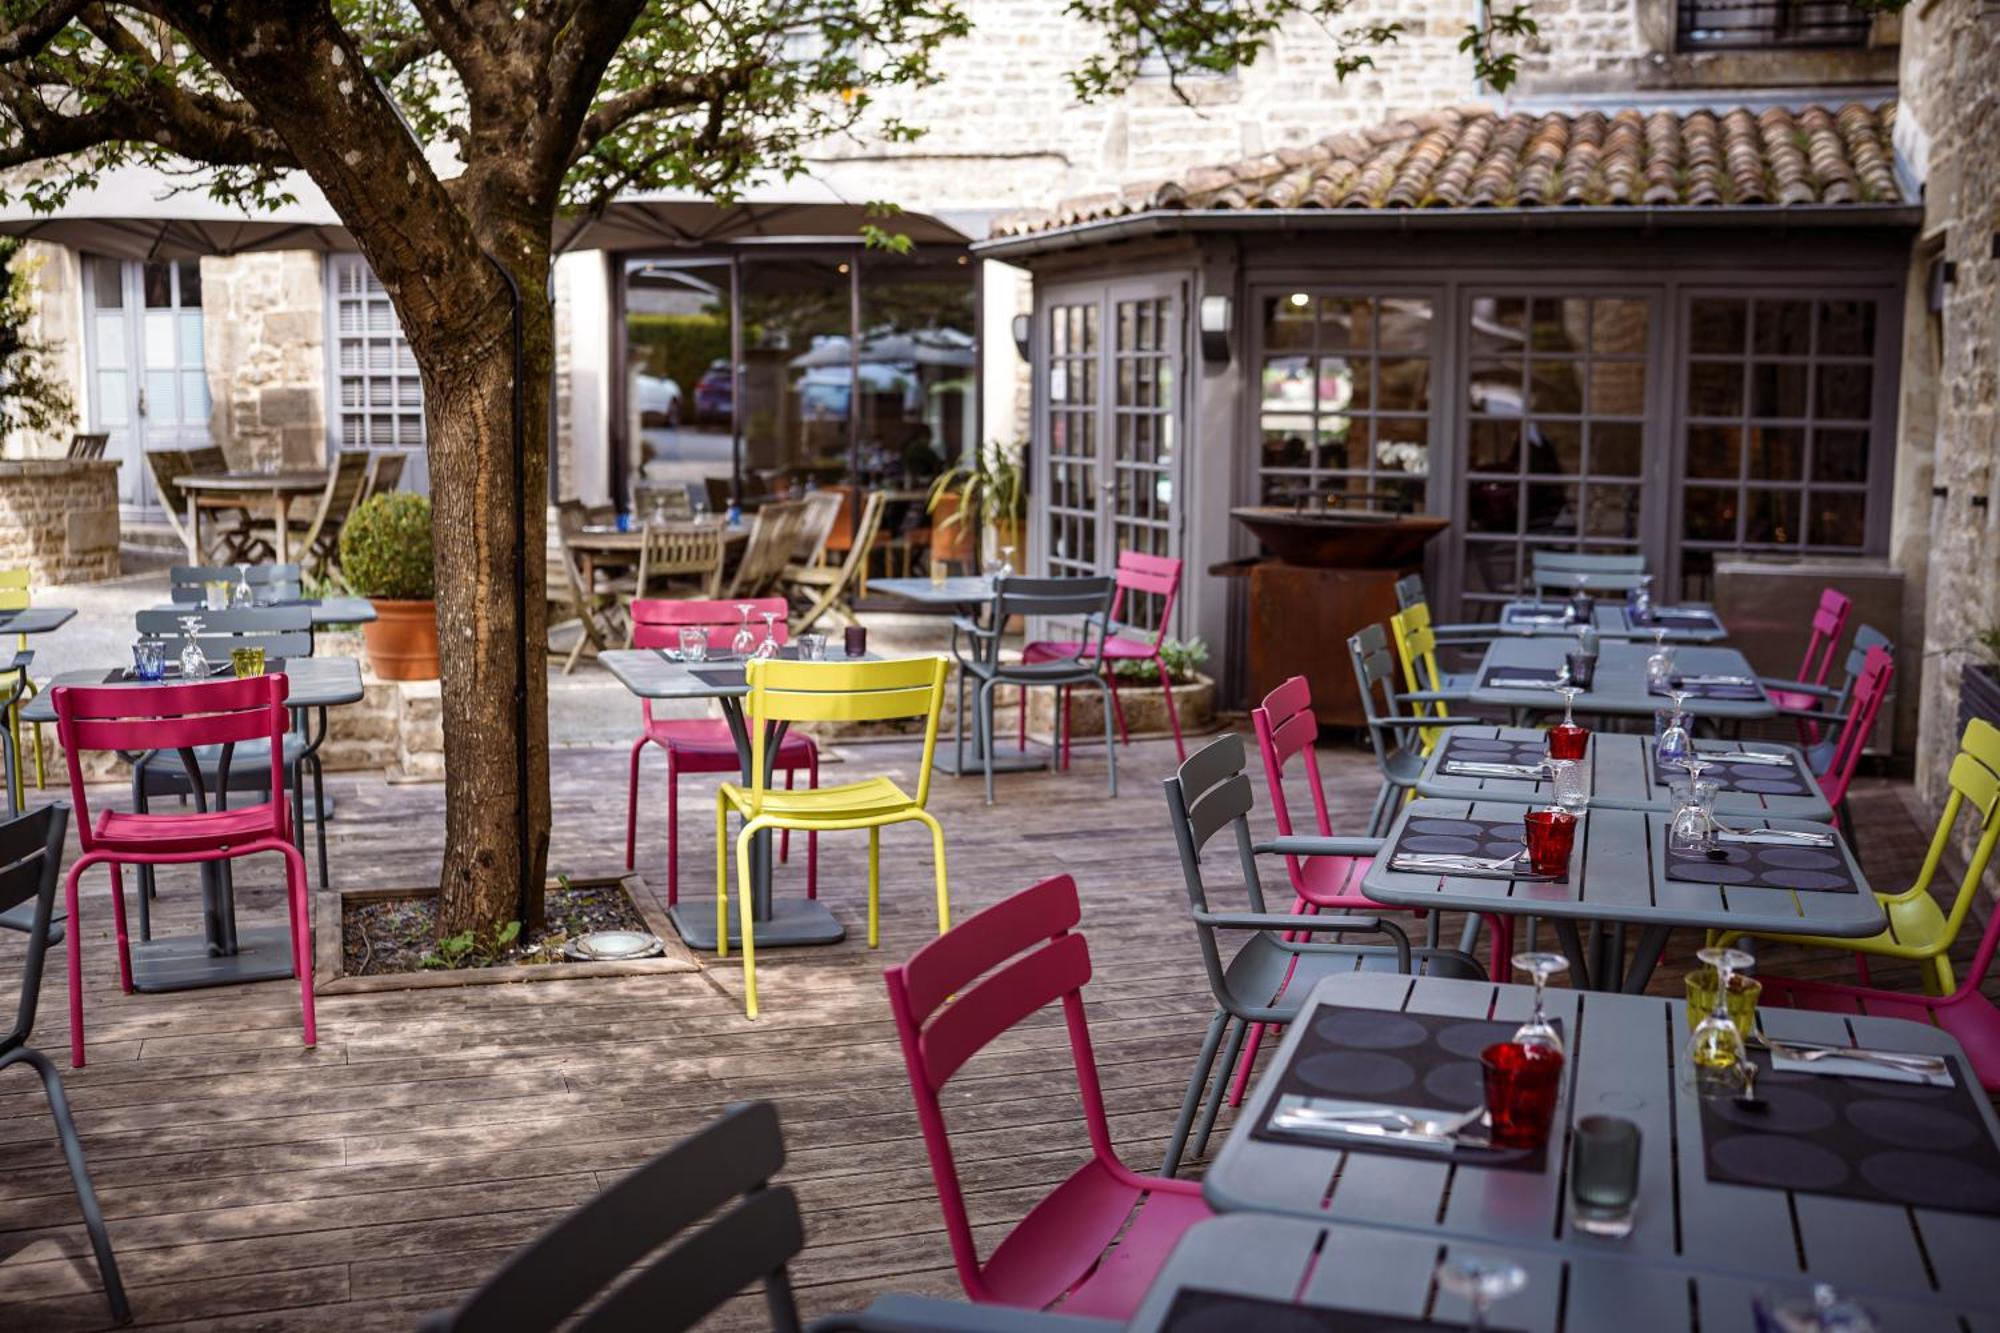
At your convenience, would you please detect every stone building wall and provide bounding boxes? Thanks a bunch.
[200,251,328,471]
[0,460,119,581]
[13,242,87,459]
[1894,0,2000,826]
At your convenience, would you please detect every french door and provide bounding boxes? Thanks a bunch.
[82,257,211,515]
[1038,278,1183,631]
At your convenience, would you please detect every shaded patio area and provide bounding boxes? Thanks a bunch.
[0,727,1978,1330]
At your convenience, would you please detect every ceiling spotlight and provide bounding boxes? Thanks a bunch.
[1287,292,1310,308]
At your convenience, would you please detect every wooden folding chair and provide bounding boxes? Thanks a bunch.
[625,525,728,644]
[791,491,887,631]
[552,500,624,674]
[724,500,807,600]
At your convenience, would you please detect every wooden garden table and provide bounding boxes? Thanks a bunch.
[1415,725,1833,822]
[1349,797,1882,991]
[173,469,327,563]
[1190,973,2000,1328]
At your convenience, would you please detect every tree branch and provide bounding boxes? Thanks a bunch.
[569,60,760,165]
[371,32,438,81]
[0,0,89,62]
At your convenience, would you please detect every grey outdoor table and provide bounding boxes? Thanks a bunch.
[870,575,1045,778]
[25,656,363,992]
[1497,599,1728,642]
[1352,797,1883,991]
[600,646,878,950]
[1471,637,1776,722]
[1198,973,2000,1327]
[1415,726,1833,821]
[0,606,77,637]
[148,595,377,626]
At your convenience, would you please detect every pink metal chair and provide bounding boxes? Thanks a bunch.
[1760,587,1851,746]
[625,597,817,905]
[1021,550,1187,762]
[884,874,1210,1319]
[1811,644,1894,839]
[1225,677,1515,1105]
[53,675,315,1066]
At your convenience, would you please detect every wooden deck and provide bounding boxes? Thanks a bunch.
[0,729,1985,1331]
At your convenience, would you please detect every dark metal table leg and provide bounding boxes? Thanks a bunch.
[1622,925,1673,994]
[1550,919,1596,991]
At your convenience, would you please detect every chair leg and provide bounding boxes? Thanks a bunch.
[1927,954,1956,996]
[624,737,645,872]
[780,767,793,865]
[3,1048,130,1324]
[1104,665,1132,746]
[1017,682,1027,752]
[1228,1022,1265,1107]
[735,822,762,1019]
[1162,1009,1229,1178]
[107,865,131,996]
[867,826,881,948]
[667,750,681,907]
[714,796,730,959]
[311,758,329,890]
[1096,676,1118,798]
[978,679,999,806]
[1157,659,1186,761]
[917,809,950,934]
[806,748,819,902]
[1,715,17,818]
[1192,1018,1247,1162]
[1485,914,1514,979]
[30,720,46,791]
[1367,781,1395,838]
[64,861,86,1068]
[280,843,316,1048]
[1061,685,1072,772]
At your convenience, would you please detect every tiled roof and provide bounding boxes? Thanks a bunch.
[993,101,1901,237]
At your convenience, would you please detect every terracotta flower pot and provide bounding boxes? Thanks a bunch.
[362,598,440,681]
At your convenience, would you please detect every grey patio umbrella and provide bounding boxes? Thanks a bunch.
[0,164,355,259]
[554,178,970,252]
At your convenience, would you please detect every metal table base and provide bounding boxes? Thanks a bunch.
[129,924,296,992]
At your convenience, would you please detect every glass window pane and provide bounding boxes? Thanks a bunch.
[1584,485,1640,539]
[1317,358,1358,411]
[1262,424,1310,470]
[1528,360,1583,414]
[1466,482,1520,533]
[1531,298,1589,353]
[178,312,204,366]
[1815,362,1873,421]
[1375,359,1428,412]
[95,370,128,425]
[1687,362,1742,416]
[1318,419,1362,470]
[143,311,175,365]
[1687,425,1741,479]
[1745,488,1801,544]
[1689,299,1745,355]
[1376,299,1432,351]
[1319,297,1368,352]
[177,260,203,308]
[1592,299,1648,355]
[145,369,175,417]
[1468,359,1522,414]
[1265,294,1314,350]
[92,313,127,368]
[1809,491,1866,547]
[1529,420,1582,475]
[1468,297,1527,358]
[180,371,210,420]
[1753,299,1811,354]
[1588,360,1646,417]
[1374,417,1427,474]
[1262,356,1313,411]
[1468,419,1522,473]
[1525,482,1577,536]
[1816,300,1875,357]
[1747,426,1804,479]
[142,262,173,309]
[1462,541,1520,598]
[1812,428,1869,483]
[1592,422,1643,477]
[1683,488,1738,542]
[91,257,124,309]
[1751,362,1807,418]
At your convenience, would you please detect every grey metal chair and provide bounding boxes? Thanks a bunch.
[1158,733,1484,1176]
[950,575,1118,805]
[421,1101,804,1333]
[1391,573,1508,646]
[131,606,328,922]
[0,802,129,1324]
[1529,549,1646,598]
[1349,623,1481,837]
[169,563,305,605]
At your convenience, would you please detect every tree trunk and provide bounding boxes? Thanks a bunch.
[422,264,554,939]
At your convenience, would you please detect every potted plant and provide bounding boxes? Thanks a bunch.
[1960,625,2000,738]
[927,439,1024,571]
[340,490,439,680]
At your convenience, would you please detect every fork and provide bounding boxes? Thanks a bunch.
[1275,1102,1487,1141]
[1748,1034,1946,1076]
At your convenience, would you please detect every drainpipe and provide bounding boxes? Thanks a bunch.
[482,251,534,927]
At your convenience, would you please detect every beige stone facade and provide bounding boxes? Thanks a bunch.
[201,250,328,471]
[0,459,119,582]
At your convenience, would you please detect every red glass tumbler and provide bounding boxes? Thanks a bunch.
[1481,1041,1565,1149]
[1546,722,1590,761]
[1524,809,1577,877]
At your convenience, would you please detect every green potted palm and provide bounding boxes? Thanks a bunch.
[927,439,1024,572]
[339,491,438,680]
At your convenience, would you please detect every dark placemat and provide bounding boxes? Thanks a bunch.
[1699,1052,2000,1216]
[684,645,802,687]
[1664,836,1856,892]
[1162,1288,1521,1333]
[1650,744,1808,797]
[1252,1009,1549,1172]
[1481,665,1568,690]
[1437,734,1550,775]
[1390,814,1538,864]
[1633,607,1719,632]
[1651,675,1763,702]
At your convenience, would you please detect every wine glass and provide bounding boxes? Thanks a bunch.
[178,616,208,679]
[232,562,254,608]
[1645,627,1676,693]
[752,609,781,660]
[999,543,1016,573]
[730,603,756,659]
[1681,946,1755,1097]
[1656,692,1692,767]
[1544,757,1589,820]
[1435,1254,1528,1332]
[1510,952,1568,1055]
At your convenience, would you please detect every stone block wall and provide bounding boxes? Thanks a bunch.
[200,251,328,471]
[13,243,87,461]
[0,460,119,582]
[1894,0,2000,837]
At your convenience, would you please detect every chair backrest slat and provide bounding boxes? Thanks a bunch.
[1817,646,1894,805]
[1109,549,1182,646]
[1796,587,1854,687]
[789,489,845,565]
[1394,573,1426,610]
[423,1101,804,1333]
[630,597,788,651]
[744,656,948,809]
[1253,677,1333,898]
[897,872,1082,1020]
[360,451,406,505]
[170,564,305,604]
[0,803,69,1056]
[728,499,807,599]
[137,606,315,661]
[993,575,1115,622]
[918,933,1092,1091]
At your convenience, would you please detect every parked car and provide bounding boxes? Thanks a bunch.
[693,359,734,422]
[634,373,682,427]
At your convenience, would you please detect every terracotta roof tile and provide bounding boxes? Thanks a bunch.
[993,100,1901,237]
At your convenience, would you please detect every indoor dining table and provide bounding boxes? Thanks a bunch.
[1191,972,2000,1328]
[23,656,363,991]
[1352,797,1882,991]
[1415,725,1834,822]
[1470,636,1776,723]
[173,469,328,563]
[600,645,878,950]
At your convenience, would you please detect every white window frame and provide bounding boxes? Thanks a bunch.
[323,254,426,465]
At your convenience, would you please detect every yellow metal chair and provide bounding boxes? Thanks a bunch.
[715,655,953,1018]
[0,569,44,791]
[1717,718,2000,995]
[1387,603,1474,756]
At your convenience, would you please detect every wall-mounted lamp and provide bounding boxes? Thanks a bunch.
[1199,294,1232,365]
[1010,313,1031,362]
